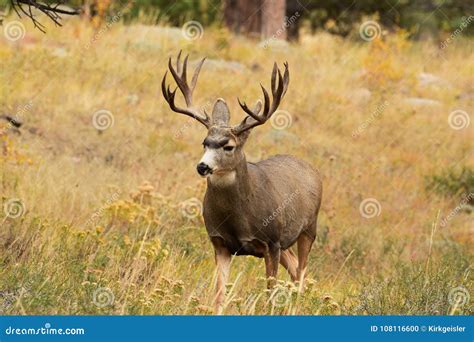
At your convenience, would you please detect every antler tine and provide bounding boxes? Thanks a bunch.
[268,68,284,117]
[176,50,182,75]
[260,84,270,118]
[161,72,175,104]
[282,62,290,97]
[237,98,262,122]
[168,57,191,106]
[232,62,290,135]
[191,57,206,91]
[271,62,278,94]
[182,54,188,87]
[161,52,210,128]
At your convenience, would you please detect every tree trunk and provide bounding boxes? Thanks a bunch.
[261,0,286,39]
[223,0,262,37]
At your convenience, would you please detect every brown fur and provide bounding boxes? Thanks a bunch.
[162,54,323,312]
[201,117,322,311]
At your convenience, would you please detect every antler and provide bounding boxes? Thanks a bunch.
[232,62,289,135]
[162,51,210,128]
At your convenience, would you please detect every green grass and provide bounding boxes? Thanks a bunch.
[426,167,474,204]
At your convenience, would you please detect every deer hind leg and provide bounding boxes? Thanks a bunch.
[279,249,298,282]
[210,237,231,314]
[263,243,281,289]
[296,231,315,292]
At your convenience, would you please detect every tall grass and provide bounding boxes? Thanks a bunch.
[0,17,472,315]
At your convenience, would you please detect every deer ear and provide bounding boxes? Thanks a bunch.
[211,99,230,126]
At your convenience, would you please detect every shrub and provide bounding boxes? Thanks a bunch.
[426,167,474,204]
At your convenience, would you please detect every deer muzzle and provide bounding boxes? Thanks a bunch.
[197,162,212,176]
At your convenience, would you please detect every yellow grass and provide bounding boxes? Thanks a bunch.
[0,17,472,315]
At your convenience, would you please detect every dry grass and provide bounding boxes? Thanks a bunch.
[0,17,472,315]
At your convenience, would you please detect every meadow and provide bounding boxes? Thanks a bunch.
[0,16,472,315]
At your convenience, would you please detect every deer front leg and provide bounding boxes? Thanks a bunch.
[264,244,281,289]
[210,237,231,314]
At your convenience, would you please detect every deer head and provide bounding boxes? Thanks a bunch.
[162,51,289,178]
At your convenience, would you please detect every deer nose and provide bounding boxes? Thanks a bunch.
[197,162,211,176]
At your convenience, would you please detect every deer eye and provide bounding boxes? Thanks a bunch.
[223,146,234,152]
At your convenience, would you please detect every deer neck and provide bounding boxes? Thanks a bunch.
[207,154,250,197]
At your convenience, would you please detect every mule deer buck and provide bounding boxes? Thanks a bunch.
[162,52,322,312]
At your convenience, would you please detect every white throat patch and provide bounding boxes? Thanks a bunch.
[209,171,236,186]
